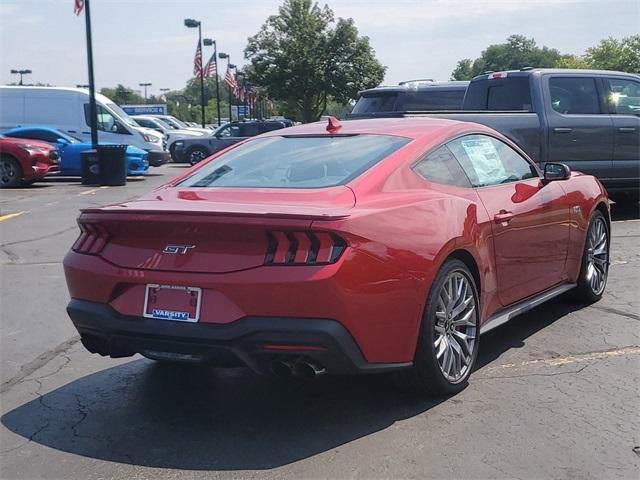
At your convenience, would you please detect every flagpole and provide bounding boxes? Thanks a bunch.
[213,40,221,126]
[84,0,98,148]
[197,23,206,128]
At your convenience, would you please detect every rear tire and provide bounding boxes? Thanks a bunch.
[0,155,22,188]
[572,210,609,304]
[187,146,208,166]
[395,259,480,396]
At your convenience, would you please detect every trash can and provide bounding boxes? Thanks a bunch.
[97,144,127,186]
[80,149,100,185]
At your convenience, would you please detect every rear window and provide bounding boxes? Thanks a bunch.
[465,76,532,111]
[181,135,411,189]
[399,89,465,110]
[352,93,399,114]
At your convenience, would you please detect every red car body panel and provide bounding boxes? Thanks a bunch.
[63,118,609,368]
[0,137,59,181]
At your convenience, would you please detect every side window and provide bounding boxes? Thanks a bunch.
[486,77,533,111]
[549,77,600,114]
[216,125,232,137]
[413,145,471,187]
[447,135,538,187]
[240,124,261,137]
[84,103,117,132]
[607,78,640,116]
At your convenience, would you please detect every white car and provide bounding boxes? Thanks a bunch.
[150,115,212,135]
[0,86,169,166]
[132,115,205,155]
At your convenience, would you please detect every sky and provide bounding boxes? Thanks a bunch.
[1,0,638,97]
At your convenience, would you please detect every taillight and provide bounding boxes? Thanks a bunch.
[265,231,346,265]
[72,221,110,255]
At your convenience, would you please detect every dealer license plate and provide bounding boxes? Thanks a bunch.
[143,284,202,322]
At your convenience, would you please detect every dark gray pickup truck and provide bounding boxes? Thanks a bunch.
[352,69,640,193]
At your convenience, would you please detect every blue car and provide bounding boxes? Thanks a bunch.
[2,126,149,176]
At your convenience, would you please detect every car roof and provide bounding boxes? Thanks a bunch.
[359,81,469,95]
[260,117,487,140]
[471,68,640,81]
[5,125,60,133]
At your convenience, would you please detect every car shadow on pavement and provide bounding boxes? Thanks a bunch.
[1,296,583,470]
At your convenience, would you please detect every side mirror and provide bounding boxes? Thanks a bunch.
[543,162,571,184]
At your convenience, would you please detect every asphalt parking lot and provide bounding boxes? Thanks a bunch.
[1,166,639,480]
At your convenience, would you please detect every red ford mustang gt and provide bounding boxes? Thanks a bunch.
[63,117,610,395]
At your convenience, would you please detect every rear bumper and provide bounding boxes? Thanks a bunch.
[146,150,170,167]
[67,299,412,375]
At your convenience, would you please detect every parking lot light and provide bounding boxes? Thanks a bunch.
[203,37,222,126]
[10,69,32,85]
[139,82,152,102]
[184,18,206,128]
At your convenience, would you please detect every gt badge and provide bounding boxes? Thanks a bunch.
[162,244,196,255]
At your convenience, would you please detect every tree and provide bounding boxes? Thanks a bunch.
[555,54,591,70]
[245,0,385,122]
[585,35,640,73]
[451,59,473,81]
[450,35,561,80]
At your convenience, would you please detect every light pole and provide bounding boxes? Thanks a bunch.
[139,82,152,102]
[184,18,206,128]
[203,38,221,126]
[10,69,32,85]
[219,53,234,121]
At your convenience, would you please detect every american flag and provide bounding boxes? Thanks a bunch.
[193,41,202,78]
[224,68,238,96]
[73,0,84,15]
[238,86,245,103]
[202,53,217,78]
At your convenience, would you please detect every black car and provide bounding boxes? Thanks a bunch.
[348,80,470,117]
[170,120,290,164]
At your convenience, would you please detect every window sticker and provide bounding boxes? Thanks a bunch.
[460,137,506,186]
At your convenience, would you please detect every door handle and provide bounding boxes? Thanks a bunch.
[617,127,636,133]
[494,210,514,224]
[67,130,77,133]
[553,127,573,134]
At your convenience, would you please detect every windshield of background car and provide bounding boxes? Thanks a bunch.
[180,134,411,188]
[105,102,138,127]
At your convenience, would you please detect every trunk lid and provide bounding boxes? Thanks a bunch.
[78,186,354,274]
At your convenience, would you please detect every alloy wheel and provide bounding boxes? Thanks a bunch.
[434,271,477,383]
[585,217,608,296]
[189,150,206,165]
[0,159,17,186]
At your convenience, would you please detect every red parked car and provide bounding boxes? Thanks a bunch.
[0,135,59,188]
[64,117,610,395]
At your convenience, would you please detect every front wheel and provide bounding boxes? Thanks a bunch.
[395,259,480,396]
[572,210,609,303]
[0,155,23,188]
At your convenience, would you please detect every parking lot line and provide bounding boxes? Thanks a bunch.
[0,211,25,222]
[78,188,99,196]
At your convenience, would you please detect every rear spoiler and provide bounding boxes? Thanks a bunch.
[79,206,350,222]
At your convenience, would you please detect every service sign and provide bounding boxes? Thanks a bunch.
[122,104,167,115]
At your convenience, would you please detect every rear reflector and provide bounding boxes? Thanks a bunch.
[265,231,346,265]
[72,222,110,255]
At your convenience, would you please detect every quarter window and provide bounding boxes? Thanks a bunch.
[413,145,471,187]
[447,135,538,187]
[549,77,600,115]
[606,78,640,115]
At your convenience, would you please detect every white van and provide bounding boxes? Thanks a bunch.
[0,86,170,166]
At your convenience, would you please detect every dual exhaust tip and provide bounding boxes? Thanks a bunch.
[271,358,326,378]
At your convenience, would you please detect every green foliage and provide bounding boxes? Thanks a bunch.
[585,35,640,73]
[450,59,473,81]
[451,34,640,80]
[244,0,385,122]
